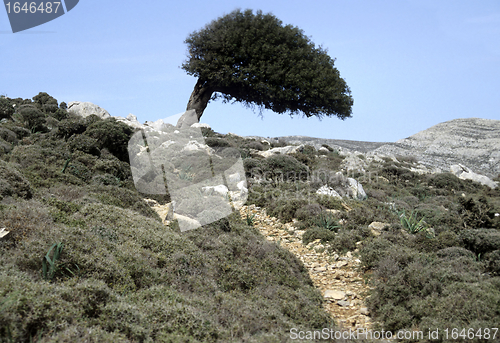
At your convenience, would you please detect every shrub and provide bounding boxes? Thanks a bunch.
[0,124,30,139]
[0,160,32,199]
[0,96,15,119]
[459,195,495,229]
[0,138,12,157]
[243,157,261,178]
[314,212,341,232]
[0,127,18,144]
[267,198,308,223]
[67,134,101,156]
[13,104,47,133]
[258,154,309,184]
[204,137,232,148]
[302,227,336,245]
[242,140,265,151]
[84,118,134,162]
[295,203,324,222]
[460,229,500,256]
[56,117,87,139]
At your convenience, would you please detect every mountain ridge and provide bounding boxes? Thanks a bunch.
[255,118,500,179]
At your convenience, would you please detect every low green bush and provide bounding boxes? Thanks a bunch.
[258,154,309,184]
[302,227,336,245]
[84,118,134,162]
[0,160,32,200]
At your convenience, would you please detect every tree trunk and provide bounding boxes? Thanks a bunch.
[186,79,214,121]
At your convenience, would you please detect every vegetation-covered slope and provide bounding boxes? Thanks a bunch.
[1,92,500,342]
[0,93,334,342]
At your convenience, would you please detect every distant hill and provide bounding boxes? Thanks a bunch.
[261,118,500,178]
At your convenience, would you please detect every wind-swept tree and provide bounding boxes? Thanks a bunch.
[178,9,353,126]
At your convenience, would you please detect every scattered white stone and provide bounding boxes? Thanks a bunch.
[0,228,9,238]
[450,164,498,189]
[316,185,341,198]
[324,290,346,300]
[191,123,211,129]
[201,185,229,197]
[67,101,111,119]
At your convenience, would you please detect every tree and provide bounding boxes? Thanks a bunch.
[179,9,353,126]
[0,95,15,120]
[32,92,58,113]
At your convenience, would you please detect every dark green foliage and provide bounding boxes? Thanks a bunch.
[295,203,324,222]
[429,172,463,191]
[314,212,341,232]
[460,229,500,256]
[257,154,309,184]
[182,9,353,119]
[13,104,47,133]
[32,92,58,113]
[67,134,101,156]
[0,96,15,120]
[0,123,30,140]
[243,157,261,177]
[84,118,134,162]
[204,136,232,148]
[267,198,308,223]
[0,201,334,341]
[302,227,336,245]
[458,195,496,229]
[0,160,32,200]
[366,245,500,339]
[242,140,265,151]
[55,117,87,139]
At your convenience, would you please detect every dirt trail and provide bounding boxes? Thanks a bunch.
[239,204,374,330]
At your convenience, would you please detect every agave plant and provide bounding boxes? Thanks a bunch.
[398,210,427,234]
[314,212,341,232]
[42,242,79,281]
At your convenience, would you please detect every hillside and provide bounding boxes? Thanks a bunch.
[1,94,500,342]
[264,118,500,179]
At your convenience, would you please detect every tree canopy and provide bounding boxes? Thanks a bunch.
[181,9,353,122]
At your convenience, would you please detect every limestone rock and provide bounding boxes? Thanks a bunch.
[337,300,350,307]
[374,118,500,179]
[347,178,367,200]
[176,109,199,129]
[316,185,341,198]
[450,164,498,189]
[253,145,304,158]
[153,202,174,224]
[324,290,346,300]
[360,307,369,315]
[191,123,211,129]
[201,185,229,197]
[368,222,390,236]
[143,119,174,132]
[115,113,145,129]
[174,213,201,232]
[0,228,9,238]
[67,101,111,119]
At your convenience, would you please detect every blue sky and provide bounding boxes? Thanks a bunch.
[1,0,499,142]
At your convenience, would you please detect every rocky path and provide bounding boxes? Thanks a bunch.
[239,204,374,330]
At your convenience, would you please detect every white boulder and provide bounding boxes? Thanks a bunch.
[67,101,111,119]
[450,164,498,189]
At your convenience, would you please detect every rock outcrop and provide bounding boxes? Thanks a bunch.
[373,118,500,179]
[67,101,111,119]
